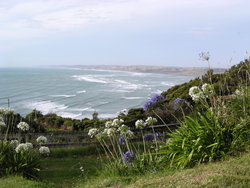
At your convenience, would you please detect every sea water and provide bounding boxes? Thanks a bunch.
[0,67,193,119]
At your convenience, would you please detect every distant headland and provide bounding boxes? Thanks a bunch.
[64,65,226,77]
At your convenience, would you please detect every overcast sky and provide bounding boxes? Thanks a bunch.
[0,0,249,68]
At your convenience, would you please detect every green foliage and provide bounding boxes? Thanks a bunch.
[0,141,40,179]
[119,108,146,127]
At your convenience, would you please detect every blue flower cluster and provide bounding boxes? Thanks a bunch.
[143,94,164,111]
[123,151,134,163]
[173,98,187,111]
[118,137,125,145]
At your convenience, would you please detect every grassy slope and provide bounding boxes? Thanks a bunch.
[81,149,250,188]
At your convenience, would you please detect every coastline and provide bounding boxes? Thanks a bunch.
[64,65,226,77]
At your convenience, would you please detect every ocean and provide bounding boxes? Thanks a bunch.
[0,67,193,119]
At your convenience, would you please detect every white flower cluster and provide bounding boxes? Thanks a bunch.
[135,117,157,129]
[0,108,14,115]
[88,128,98,138]
[15,142,33,153]
[36,136,48,144]
[189,83,213,102]
[89,119,134,140]
[135,120,145,129]
[145,117,157,126]
[39,146,50,156]
[17,122,29,131]
[10,140,19,147]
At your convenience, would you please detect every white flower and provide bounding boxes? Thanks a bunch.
[118,124,129,133]
[36,136,48,144]
[95,132,107,140]
[135,120,146,129]
[17,122,29,131]
[105,121,113,128]
[39,146,50,156]
[145,117,157,126]
[112,119,124,127]
[202,83,213,97]
[26,142,33,149]
[10,140,19,147]
[106,128,116,137]
[120,130,134,138]
[15,143,29,153]
[0,108,15,115]
[88,128,98,138]
[189,86,203,102]
[80,166,84,172]
[234,89,244,96]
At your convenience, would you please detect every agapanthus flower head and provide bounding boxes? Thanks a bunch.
[145,117,157,126]
[88,128,98,138]
[135,119,146,129]
[10,140,19,147]
[95,132,107,140]
[202,83,213,97]
[173,98,188,110]
[118,124,129,132]
[143,133,155,141]
[199,51,210,61]
[26,142,33,149]
[15,143,30,153]
[118,137,125,145]
[0,108,15,115]
[105,121,113,128]
[143,94,164,111]
[106,128,116,137]
[39,146,50,156]
[17,122,29,131]
[120,130,134,138]
[123,151,134,164]
[189,86,203,102]
[112,119,124,127]
[36,136,48,144]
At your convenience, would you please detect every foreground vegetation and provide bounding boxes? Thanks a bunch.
[1,147,250,187]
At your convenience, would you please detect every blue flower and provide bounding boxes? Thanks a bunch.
[155,132,166,141]
[143,94,164,111]
[173,98,187,111]
[143,133,155,141]
[123,151,134,163]
[118,137,125,145]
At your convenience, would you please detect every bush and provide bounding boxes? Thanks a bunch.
[0,141,40,179]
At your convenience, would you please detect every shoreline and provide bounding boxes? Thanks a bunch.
[64,65,226,77]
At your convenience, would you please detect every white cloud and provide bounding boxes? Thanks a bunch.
[0,0,248,41]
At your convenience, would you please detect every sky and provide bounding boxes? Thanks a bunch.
[0,0,250,68]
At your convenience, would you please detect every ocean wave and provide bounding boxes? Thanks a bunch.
[50,94,76,98]
[26,101,68,115]
[72,75,107,83]
[122,97,145,100]
[160,81,175,86]
[57,112,82,119]
[76,90,86,94]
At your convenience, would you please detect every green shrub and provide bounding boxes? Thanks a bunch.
[0,141,40,179]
